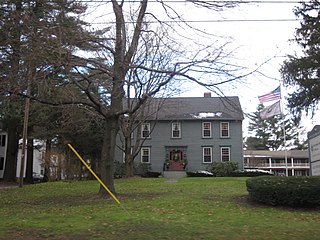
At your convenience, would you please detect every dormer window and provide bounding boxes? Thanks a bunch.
[172,122,181,138]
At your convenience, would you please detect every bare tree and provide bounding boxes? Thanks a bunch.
[2,0,252,196]
[87,0,246,195]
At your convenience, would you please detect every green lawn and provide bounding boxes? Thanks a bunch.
[1,177,320,240]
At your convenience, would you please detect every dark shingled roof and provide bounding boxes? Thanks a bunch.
[140,96,243,121]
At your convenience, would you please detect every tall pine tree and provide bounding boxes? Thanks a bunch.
[245,104,307,150]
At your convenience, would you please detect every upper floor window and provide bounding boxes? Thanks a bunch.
[220,122,229,138]
[172,122,181,138]
[141,123,151,138]
[202,122,211,138]
[141,147,151,163]
[203,147,212,163]
[221,147,230,162]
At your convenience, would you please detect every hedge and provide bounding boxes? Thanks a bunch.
[246,176,320,207]
[207,162,238,176]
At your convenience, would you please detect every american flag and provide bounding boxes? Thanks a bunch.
[258,86,281,103]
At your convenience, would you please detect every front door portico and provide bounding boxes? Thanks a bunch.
[165,146,187,171]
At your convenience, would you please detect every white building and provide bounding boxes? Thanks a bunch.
[0,130,44,179]
[244,150,309,176]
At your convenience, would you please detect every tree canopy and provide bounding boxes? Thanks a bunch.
[280,0,320,117]
[1,0,252,195]
[245,104,307,150]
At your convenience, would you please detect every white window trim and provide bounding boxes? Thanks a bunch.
[172,122,181,138]
[202,147,213,163]
[141,123,151,139]
[220,122,230,138]
[221,147,230,162]
[141,147,151,163]
[202,122,212,138]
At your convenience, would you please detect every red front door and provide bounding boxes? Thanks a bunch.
[168,150,184,171]
[169,160,184,171]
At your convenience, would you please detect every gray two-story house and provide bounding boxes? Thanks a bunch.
[115,93,244,174]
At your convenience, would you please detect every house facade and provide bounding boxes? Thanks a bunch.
[308,125,320,176]
[244,150,309,176]
[115,94,244,174]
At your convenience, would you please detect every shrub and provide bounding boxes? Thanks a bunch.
[134,162,151,176]
[207,162,238,177]
[114,162,151,177]
[114,161,126,178]
[141,171,162,178]
[246,176,320,207]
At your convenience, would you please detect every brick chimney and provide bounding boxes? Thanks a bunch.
[203,92,211,98]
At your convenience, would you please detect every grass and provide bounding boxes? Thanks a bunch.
[1,177,320,239]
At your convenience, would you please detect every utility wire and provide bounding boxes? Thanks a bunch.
[77,0,310,3]
[89,18,301,24]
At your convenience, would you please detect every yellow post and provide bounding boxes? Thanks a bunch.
[67,143,121,205]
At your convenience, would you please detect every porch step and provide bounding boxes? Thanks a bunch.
[163,171,187,179]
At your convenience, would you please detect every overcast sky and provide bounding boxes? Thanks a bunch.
[173,0,318,136]
[86,0,317,137]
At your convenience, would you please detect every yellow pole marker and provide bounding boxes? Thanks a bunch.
[67,143,121,205]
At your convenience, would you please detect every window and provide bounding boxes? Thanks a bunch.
[141,123,150,138]
[141,147,150,163]
[220,122,229,138]
[221,147,230,162]
[172,122,181,138]
[0,135,6,147]
[202,122,211,138]
[203,147,212,163]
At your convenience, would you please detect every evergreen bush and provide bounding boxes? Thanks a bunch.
[246,176,320,207]
[207,162,238,176]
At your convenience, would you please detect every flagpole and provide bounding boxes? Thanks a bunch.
[282,120,288,176]
[279,84,288,176]
[258,85,286,175]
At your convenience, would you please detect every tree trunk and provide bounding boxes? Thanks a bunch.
[56,153,62,181]
[3,120,19,182]
[25,137,34,183]
[99,117,119,197]
[125,155,134,178]
[43,139,51,182]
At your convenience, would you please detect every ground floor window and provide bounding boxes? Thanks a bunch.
[141,147,150,163]
[221,147,230,162]
[203,147,212,163]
